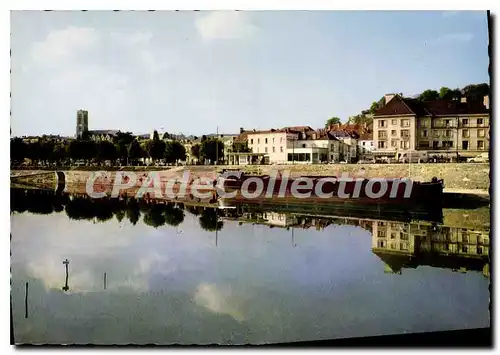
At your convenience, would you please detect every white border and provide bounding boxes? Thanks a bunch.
[3,1,497,354]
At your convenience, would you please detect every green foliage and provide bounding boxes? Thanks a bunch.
[147,138,166,162]
[164,140,186,164]
[325,117,341,128]
[96,141,118,162]
[200,138,224,163]
[417,89,439,101]
[127,139,144,161]
[191,144,201,160]
[232,141,250,153]
[10,138,28,163]
[199,208,223,231]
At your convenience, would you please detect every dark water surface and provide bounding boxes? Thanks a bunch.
[10,188,490,345]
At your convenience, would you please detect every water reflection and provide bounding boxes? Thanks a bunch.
[10,188,490,344]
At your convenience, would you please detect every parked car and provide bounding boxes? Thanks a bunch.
[398,151,429,164]
[357,159,375,164]
[467,153,489,163]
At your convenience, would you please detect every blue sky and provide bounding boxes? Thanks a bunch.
[10,10,489,137]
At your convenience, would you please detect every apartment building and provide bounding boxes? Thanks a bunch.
[373,94,490,158]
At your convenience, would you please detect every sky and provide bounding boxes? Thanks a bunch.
[10,10,489,137]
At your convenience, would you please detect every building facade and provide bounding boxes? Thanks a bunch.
[373,94,490,159]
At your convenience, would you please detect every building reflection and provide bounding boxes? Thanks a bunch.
[11,187,490,277]
[372,220,490,278]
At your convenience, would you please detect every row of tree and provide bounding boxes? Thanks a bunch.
[11,129,245,166]
[10,188,224,231]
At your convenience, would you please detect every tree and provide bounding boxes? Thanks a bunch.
[369,101,379,114]
[147,131,166,163]
[232,141,250,153]
[325,117,341,128]
[418,89,439,101]
[164,204,185,226]
[191,144,201,161]
[114,131,135,165]
[463,83,490,99]
[10,138,27,164]
[199,208,223,231]
[164,141,186,164]
[200,138,224,164]
[127,139,144,164]
[143,204,166,228]
[439,86,452,100]
[96,141,118,162]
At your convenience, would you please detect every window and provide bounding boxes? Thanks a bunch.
[445,130,452,138]
[400,140,410,149]
[477,246,483,255]
[272,138,275,144]
[302,143,306,148]
[265,138,268,144]
[257,138,260,144]
[477,140,484,150]
[462,245,468,253]
[250,139,254,144]
[433,130,440,137]
[400,243,409,251]
[419,141,430,148]
[401,129,410,138]
[433,141,439,149]
[378,141,386,149]
[377,240,386,248]
[401,233,409,240]
[378,120,387,128]
[280,146,284,153]
[477,118,484,125]
[392,119,397,125]
[462,129,469,138]
[401,119,410,127]
[443,141,453,148]
[445,119,450,127]
[391,140,398,147]
[390,232,397,239]
[478,129,485,137]
[391,130,397,136]
[378,131,387,139]
[420,120,428,128]
[377,230,386,238]
[272,146,275,153]
[462,119,468,126]
[265,147,268,153]
[462,141,469,150]
[421,130,428,137]
[362,142,366,146]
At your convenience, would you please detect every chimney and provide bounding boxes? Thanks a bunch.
[384,93,396,105]
[484,95,489,110]
[240,127,244,134]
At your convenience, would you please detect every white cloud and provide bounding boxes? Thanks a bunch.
[193,282,245,322]
[30,26,99,65]
[426,32,474,45]
[195,11,258,41]
[110,31,153,47]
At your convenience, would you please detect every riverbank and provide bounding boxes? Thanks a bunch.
[11,162,490,193]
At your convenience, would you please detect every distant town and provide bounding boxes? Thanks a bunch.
[11,83,490,167]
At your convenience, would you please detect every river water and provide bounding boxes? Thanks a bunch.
[10,188,490,345]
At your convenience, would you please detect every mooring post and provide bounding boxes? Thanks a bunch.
[104,272,107,290]
[24,282,28,319]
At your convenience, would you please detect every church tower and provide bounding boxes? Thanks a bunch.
[76,109,89,138]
